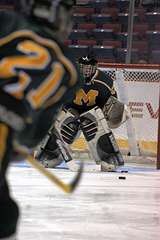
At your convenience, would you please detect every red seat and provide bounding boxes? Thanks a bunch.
[73,7,95,14]
[77,23,97,30]
[102,40,122,48]
[64,40,72,46]
[77,39,97,46]
[100,7,118,20]
[135,8,146,22]
[133,24,149,34]
[132,41,148,51]
[155,24,160,31]
[100,7,118,14]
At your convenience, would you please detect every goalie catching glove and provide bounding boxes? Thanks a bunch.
[103,96,129,129]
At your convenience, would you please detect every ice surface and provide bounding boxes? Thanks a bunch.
[8,164,160,240]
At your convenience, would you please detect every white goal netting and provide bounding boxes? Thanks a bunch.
[71,63,160,167]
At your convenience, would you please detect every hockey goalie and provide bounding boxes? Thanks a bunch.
[34,55,129,171]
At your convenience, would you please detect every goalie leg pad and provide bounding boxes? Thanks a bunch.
[80,113,98,141]
[96,132,124,171]
[34,128,72,168]
[60,116,80,144]
[34,131,63,168]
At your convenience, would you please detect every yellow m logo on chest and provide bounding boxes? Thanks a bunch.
[73,89,99,106]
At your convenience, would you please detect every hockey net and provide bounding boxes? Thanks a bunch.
[71,63,160,169]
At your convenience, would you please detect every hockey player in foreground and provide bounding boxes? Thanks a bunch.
[0,1,84,239]
[35,55,129,172]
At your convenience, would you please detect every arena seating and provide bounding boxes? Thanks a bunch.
[115,32,140,48]
[77,39,97,46]
[150,50,160,63]
[145,12,160,25]
[92,45,115,59]
[89,0,110,9]
[68,45,89,59]
[90,14,113,24]
[68,0,160,63]
[102,40,122,48]
[1,1,159,63]
[116,48,139,63]
[69,29,90,41]
[77,23,97,30]
[92,29,114,40]
[115,0,130,12]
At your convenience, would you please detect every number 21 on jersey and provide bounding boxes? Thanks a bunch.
[0,31,65,109]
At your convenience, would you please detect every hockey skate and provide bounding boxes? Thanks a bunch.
[101,162,116,172]
[100,155,119,172]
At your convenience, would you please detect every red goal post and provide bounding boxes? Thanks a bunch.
[71,63,160,169]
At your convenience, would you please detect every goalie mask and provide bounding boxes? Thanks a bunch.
[78,55,98,82]
[13,0,75,41]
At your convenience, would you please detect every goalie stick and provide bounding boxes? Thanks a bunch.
[13,141,83,193]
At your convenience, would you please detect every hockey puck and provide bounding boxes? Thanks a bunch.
[118,176,126,180]
[121,170,128,173]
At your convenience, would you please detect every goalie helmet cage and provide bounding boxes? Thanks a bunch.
[71,63,160,169]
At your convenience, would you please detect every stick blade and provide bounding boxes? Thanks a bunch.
[69,161,84,193]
